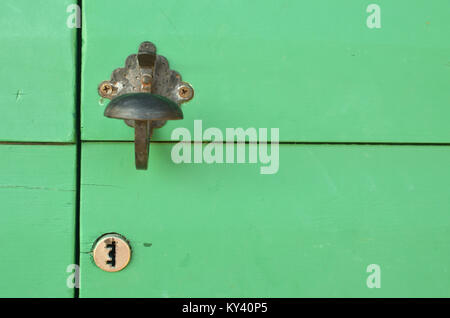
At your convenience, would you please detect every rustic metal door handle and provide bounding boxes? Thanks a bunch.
[98,41,194,170]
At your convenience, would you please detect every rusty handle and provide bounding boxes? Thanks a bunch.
[134,120,153,170]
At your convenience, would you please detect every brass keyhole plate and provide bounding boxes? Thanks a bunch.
[92,233,131,272]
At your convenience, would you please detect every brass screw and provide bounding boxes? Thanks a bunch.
[178,85,193,100]
[99,82,114,98]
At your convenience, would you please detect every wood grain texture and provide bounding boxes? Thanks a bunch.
[80,143,450,297]
[0,145,76,297]
[0,0,76,142]
[81,0,450,142]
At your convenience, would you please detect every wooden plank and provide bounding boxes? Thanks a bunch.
[0,145,76,297]
[81,0,450,142]
[0,0,76,142]
[80,143,450,297]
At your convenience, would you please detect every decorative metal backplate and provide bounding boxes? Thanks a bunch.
[98,41,193,128]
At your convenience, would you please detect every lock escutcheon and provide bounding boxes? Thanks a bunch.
[92,233,131,272]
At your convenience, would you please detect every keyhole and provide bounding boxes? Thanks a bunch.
[106,240,116,267]
[92,233,131,272]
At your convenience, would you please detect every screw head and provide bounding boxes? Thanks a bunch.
[98,81,115,98]
[92,233,131,272]
[178,84,193,101]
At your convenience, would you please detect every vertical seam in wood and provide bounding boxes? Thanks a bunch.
[74,0,83,299]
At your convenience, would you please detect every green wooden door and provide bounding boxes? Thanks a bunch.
[0,0,76,142]
[78,0,450,297]
[81,0,450,143]
[80,144,450,297]
[0,0,77,297]
[0,145,76,297]
[1,0,449,298]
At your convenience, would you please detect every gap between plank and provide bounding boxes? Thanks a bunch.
[81,140,450,146]
[74,0,83,299]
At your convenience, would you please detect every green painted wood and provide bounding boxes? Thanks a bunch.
[0,0,76,142]
[0,145,76,297]
[81,0,450,143]
[80,143,450,297]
